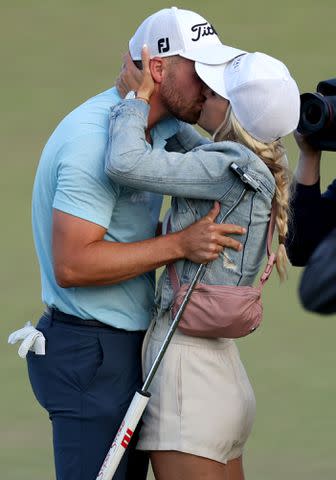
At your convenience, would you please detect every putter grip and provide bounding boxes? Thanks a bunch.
[96,390,150,480]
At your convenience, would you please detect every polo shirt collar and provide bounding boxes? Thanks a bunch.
[151,116,180,148]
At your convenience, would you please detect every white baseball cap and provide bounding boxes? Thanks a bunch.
[129,7,246,65]
[195,52,300,143]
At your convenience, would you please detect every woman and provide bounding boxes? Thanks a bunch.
[105,48,300,479]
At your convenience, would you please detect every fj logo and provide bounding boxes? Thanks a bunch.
[158,37,170,54]
[191,22,217,42]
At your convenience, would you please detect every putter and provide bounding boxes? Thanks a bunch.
[96,163,261,480]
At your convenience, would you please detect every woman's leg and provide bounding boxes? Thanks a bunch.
[226,456,245,480]
[150,451,244,480]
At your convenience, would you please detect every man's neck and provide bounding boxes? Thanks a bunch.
[146,95,172,139]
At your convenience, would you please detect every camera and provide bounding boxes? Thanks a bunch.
[297,78,336,151]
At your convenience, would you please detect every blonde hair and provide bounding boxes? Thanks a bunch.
[213,105,291,281]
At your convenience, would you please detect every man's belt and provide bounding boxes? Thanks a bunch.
[46,307,119,330]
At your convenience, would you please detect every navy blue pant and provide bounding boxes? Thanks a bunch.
[27,313,149,480]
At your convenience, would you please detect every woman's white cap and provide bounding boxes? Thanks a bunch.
[129,7,246,64]
[195,52,300,143]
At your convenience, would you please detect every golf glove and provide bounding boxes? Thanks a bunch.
[8,321,46,358]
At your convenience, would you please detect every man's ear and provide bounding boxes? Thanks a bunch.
[149,57,165,84]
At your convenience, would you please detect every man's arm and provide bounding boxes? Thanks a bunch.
[53,204,246,288]
[299,228,336,314]
[52,139,245,288]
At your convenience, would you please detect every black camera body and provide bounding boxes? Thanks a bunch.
[298,78,336,151]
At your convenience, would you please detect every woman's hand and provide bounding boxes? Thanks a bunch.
[115,46,155,102]
[115,52,143,98]
[136,45,155,102]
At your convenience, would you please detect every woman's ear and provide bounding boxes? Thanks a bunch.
[149,57,164,84]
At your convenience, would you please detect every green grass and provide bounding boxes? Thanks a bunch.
[1,1,336,478]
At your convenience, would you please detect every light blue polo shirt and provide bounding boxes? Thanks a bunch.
[32,87,179,330]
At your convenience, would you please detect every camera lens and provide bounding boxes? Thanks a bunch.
[297,79,336,151]
[298,93,329,134]
[305,103,323,125]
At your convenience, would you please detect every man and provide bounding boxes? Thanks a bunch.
[26,7,246,480]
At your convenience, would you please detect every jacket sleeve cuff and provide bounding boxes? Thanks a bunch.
[110,98,150,121]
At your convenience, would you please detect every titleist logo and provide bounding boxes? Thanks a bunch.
[191,22,217,42]
[231,56,243,71]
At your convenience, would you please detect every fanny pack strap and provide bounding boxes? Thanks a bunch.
[167,203,277,295]
[259,203,277,287]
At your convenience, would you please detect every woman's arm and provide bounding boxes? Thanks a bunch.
[105,99,250,200]
[165,122,211,153]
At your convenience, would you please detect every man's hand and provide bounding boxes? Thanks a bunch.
[176,202,246,264]
[116,52,144,98]
[52,207,243,288]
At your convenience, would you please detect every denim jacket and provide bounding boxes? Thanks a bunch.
[106,99,275,315]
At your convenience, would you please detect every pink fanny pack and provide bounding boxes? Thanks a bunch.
[168,207,276,339]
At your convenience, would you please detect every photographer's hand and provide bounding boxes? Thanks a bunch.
[294,130,322,185]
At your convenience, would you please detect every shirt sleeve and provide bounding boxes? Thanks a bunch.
[286,179,336,266]
[54,141,119,229]
[299,227,336,314]
[105,99,252,201]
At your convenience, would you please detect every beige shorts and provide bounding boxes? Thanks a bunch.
[137,312,256,464]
